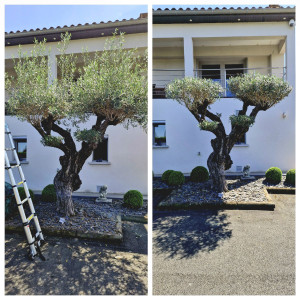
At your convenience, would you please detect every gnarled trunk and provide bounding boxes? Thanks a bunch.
[207,136,233,193]
[53,153,82,217]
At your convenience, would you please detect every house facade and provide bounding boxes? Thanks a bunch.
[5,14,148,197]
[152,6,295,176]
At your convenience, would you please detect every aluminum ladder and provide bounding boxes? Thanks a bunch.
[5,124,45,260]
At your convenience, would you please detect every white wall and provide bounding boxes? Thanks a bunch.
[153,95,295,175]
[5,116,148,196]
[152,20,295,175]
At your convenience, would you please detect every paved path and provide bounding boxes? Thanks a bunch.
[153,194,295,295]
[5,222,147,295]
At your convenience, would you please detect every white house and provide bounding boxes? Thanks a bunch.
[5,13,148,197]
[152,5,295,176]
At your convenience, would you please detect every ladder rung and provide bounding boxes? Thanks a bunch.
[5,147,15,151]
[6,164,20,170]
[17,180,25,186]
[18,198,29,206]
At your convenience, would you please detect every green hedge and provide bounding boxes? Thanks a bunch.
[167,171,185,186]
[162,170,174,183]
[190,166,209,182]
[123,190,143,209]
[265,167,282,184]
[41,184,57,202]
[285,169,295,185]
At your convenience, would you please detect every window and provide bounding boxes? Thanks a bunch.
[233,110,247,145]
[93,136,108,162]
[199,63,244,97]
[153,121,167,146]
[225,64,244,97]
[13,137,27,161]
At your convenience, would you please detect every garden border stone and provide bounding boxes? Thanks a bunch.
[121,215,148,224]
[5,215,123,242]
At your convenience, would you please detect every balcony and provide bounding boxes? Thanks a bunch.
[153,66,287,99]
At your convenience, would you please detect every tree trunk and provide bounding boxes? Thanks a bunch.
[207,136,233,193]
[54,172,75,216]
[53,154,82,217]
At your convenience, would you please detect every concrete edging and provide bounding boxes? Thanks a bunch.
[121,215,148,224]
[157,201,275,211]
[5,215,123,242]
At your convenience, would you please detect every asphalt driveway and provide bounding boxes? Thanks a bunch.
[5,221,148,295]
[153,194,295,295]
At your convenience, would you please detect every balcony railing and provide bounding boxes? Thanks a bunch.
[153,67,287,98]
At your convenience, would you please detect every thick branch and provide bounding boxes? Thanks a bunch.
[51,123,77,153]
[228,105,265,150]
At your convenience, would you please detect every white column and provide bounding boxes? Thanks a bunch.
[48,52,57,84]
[184,37,194,77]
[286,29,295,87]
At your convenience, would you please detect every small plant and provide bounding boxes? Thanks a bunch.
[167,171,185,186]
[41,184,57,202]
[285,169,295,185]
[18,187,35,202]
[123,190,143,209]
[190,166,209,182]
[162,170,174,182]
[265,167,282,184]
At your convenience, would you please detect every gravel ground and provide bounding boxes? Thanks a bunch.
[5,197,147,237]
[153,176,294,206]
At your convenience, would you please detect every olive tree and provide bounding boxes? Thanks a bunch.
[166,74,292,192]
[6,32,147,216]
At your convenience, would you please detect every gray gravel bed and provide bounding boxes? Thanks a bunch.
[5,197,147,237]
[154,176,294,206]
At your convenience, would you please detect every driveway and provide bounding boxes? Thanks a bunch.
[153,194,295,295]
[5,222,147,295]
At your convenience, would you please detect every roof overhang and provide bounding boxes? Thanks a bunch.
[153,7,295,24]
[5,19,147,47]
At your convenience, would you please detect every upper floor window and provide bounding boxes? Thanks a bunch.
[198,63,244,97]
[153,121,167,147]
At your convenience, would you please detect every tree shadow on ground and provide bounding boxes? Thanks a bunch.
[153,210,232,259]
[5,232,147,295]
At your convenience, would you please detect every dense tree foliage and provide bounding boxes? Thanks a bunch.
[6,32,148,216]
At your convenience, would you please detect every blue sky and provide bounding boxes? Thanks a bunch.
[153,4,293,10]
[5,5,147,33]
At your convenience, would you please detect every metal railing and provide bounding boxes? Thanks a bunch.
[153,67,287,98]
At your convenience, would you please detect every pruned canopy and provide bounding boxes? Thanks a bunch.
[166,77,223,112]
[227,73,292,109]
[6,31,148,135]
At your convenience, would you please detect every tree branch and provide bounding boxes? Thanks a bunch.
[51,123,77,153]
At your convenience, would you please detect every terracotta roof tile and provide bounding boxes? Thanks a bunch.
[6,14,147,35]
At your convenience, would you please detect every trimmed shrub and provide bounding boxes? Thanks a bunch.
[41,184,57,202]
[265,167,282,184]
[123,190,143,209]
[190,166,209,182]
[167,171,185,186]
[18,187,35,202]
[162,170,174,182]
[5,182,17,218]
[285,169,295,185]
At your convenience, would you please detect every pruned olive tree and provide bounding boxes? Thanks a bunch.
[5,32,147,216]
[166,74,292,192]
